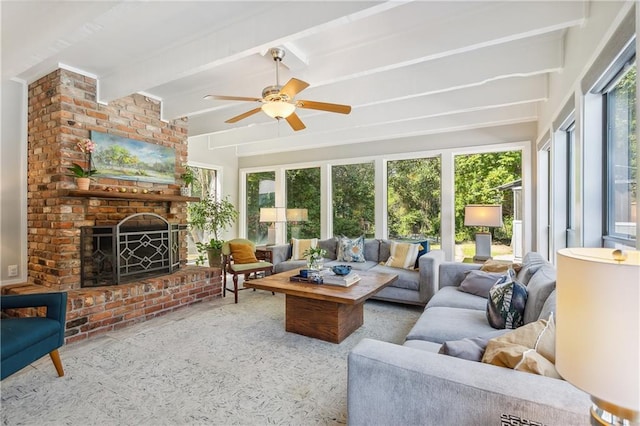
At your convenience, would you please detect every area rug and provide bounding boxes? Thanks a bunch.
[1,290,422,425]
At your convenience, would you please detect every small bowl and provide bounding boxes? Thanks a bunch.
[332,265,352,276]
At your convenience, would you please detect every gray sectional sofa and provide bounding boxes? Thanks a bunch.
[347,252,591,425]
[266,237,445,305]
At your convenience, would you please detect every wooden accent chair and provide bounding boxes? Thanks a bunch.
[1,292,67,380]
[222,238,273,303]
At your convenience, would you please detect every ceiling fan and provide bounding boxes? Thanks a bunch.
[204,48,351,131]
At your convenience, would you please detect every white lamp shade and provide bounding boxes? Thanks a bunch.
[259,207,287,223]
[464,204,503,227]
[286,208,308,222]
[556,248,640,412]
[261,101,296,119]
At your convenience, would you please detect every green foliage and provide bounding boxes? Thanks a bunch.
[332,163,375,237]
[180,165,197,186]
[187,195,238,264]
[387,157,441,240]
[246,171,276,243]
[286,168,321,239]
[67,163,97,178]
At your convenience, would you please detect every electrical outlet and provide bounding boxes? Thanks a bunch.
[8,265,18,277]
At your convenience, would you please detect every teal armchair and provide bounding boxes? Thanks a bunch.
[1,292,67,380]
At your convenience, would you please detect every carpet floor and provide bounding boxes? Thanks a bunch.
[1,288,422,426]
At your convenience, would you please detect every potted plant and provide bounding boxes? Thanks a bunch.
[303,246,327,270]
[67,138,97,190]
[180,165,196,196]
[187,195,238,267]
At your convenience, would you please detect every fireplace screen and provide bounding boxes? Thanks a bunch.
[80,213,181,287]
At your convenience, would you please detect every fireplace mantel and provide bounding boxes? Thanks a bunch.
[62,189,200,203]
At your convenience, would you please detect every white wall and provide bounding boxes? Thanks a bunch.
[0,78,28,285]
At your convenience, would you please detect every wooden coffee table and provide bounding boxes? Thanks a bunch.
[243,269,398,343]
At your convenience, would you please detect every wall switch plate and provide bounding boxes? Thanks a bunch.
[8,265,18,277]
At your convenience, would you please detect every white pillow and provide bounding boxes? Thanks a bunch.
[291,238,318,260]
[384,241,420,270]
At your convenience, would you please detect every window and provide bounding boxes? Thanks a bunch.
[454,151,522,261]
[332,162,375,238]
[566,121,578,247]
[186,166,219,263]
[286,167,320,239]
[387,157,441,246]
[605,62,637,242]
[246,171,276,244]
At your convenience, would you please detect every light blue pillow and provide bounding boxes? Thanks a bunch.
[336,235,366,262]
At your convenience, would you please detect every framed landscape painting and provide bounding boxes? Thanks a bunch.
[91,131,176,184]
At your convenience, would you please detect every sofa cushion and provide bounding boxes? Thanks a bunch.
[523,265,556,324]
[274,259,307,274]
[363,239,380,262]
[538,289,557,321]
[487,269,528,329]
[406,307,496,344]
[403,339,443,353]
[337,236,366,262]
[371,264,419,291]
[291,238,317,260]
[516,252,548,286]
[426,286,487,311]
[384,241,420,270]
[481,314,559,378]
[438,329,510,362]
[459,270,503,298]
[317,238,338,260]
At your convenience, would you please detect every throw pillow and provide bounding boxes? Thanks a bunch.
[486,268,527,329]
[481,314,559,378]
[229,243,258,264]
[459,270,504,298]
[384,241,420,270]
[413,240,430,269]
[438,329,510,362]
[480,259,522,273]
[336,235,366,263]
[290,238,318,260]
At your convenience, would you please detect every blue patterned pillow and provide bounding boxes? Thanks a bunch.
[336,235,366,262]
[414,240,430,269]
[487,268,528,329]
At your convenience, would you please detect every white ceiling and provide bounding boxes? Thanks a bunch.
[2,1,588,156]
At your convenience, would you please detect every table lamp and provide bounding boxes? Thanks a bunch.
[286,208,308,239]
[464,204,503,261]
[259,207,286,245]
[556,247,640,425]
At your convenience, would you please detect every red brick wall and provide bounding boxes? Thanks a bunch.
[27,68,190,290]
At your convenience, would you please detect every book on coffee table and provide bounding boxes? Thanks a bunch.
[321,271,361,287]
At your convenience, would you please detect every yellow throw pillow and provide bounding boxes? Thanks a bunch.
[481,314,559,378]
[229,243,258,264]
[384,241,420,270]
[291,238,318,260]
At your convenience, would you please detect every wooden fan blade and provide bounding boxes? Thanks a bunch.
[205,95,262,102]
[296,100,351,114]
[279,78,309,100]
[285,112,306,131]
[225,107,262,123]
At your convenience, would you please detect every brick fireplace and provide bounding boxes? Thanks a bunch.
[2,68,222,343]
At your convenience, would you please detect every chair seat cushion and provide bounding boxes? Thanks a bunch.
[1,317,60,360]
[230,261,272,273]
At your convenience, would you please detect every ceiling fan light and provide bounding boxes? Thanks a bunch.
[262,101,296,119]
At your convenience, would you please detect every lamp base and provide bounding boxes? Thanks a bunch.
[590,397,639,426]
[473,232,492,262]
[266,225,276,246]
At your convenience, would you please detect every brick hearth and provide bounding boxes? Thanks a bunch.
[2,67,223,343]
